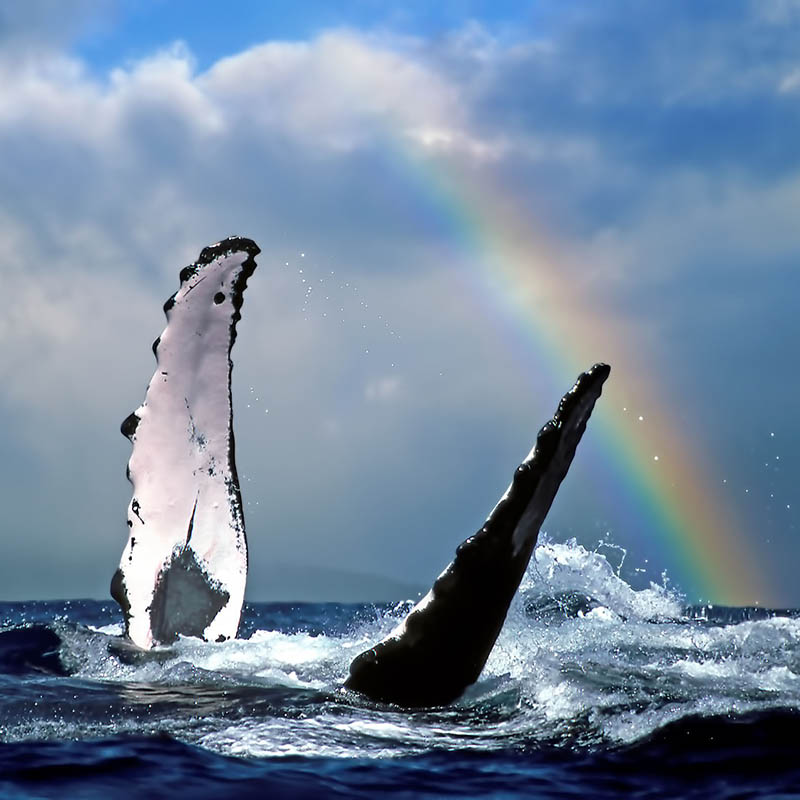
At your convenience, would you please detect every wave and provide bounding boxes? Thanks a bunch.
[3,710,800,799]
[1,539,799,763]
[0,626,69,677]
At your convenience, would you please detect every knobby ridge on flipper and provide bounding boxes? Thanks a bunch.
[345,363,610,707]
[112,236,259,650]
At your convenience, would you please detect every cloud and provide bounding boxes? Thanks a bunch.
[365,375,404,402]
[0,27,544,597]
[204,32,456,135]
[755,0,800,23]
[0,6,798,602]
[779,67,800,93]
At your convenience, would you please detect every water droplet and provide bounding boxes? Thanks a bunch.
[653,455,659,461]
[638,415,644,422]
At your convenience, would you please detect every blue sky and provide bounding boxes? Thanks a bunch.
[74,0,537,69]
[0,0,798,605]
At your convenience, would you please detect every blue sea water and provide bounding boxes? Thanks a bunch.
[2,540,800,799]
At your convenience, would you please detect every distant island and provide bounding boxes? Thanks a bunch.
[249,562,426,604]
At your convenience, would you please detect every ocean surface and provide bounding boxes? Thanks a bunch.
[2,539,800,799]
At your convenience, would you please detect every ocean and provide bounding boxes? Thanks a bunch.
[2,539,799,799]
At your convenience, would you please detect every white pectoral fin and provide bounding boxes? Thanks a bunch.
[112,237,259,649]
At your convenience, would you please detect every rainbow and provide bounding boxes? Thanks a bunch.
[388,142,772,606]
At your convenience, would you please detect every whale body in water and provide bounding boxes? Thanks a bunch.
[111,236,608,706]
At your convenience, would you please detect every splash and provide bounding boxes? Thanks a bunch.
[6,540,797,761]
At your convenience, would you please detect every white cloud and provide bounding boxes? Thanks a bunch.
[200,31,464,151]
[404,125,508,161]
[779,67,800,93]
[365,375,403,402]
[755,0,800,23]
[0,10,799,602]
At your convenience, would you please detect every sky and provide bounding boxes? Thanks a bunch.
[1,0,799,606]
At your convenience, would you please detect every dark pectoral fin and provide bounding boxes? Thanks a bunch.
[346,363,610,707]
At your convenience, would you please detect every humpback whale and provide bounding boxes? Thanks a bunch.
[112,236,608,708]
[111,237,259,649]
[345,363,609,706]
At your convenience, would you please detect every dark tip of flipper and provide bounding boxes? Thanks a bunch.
[559,363,610,411]
[176,237,260,288]
[551,363,609,429]
[175,236,261,330]
[197,236,261,265]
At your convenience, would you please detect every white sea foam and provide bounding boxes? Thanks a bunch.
[31,538,800,758]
